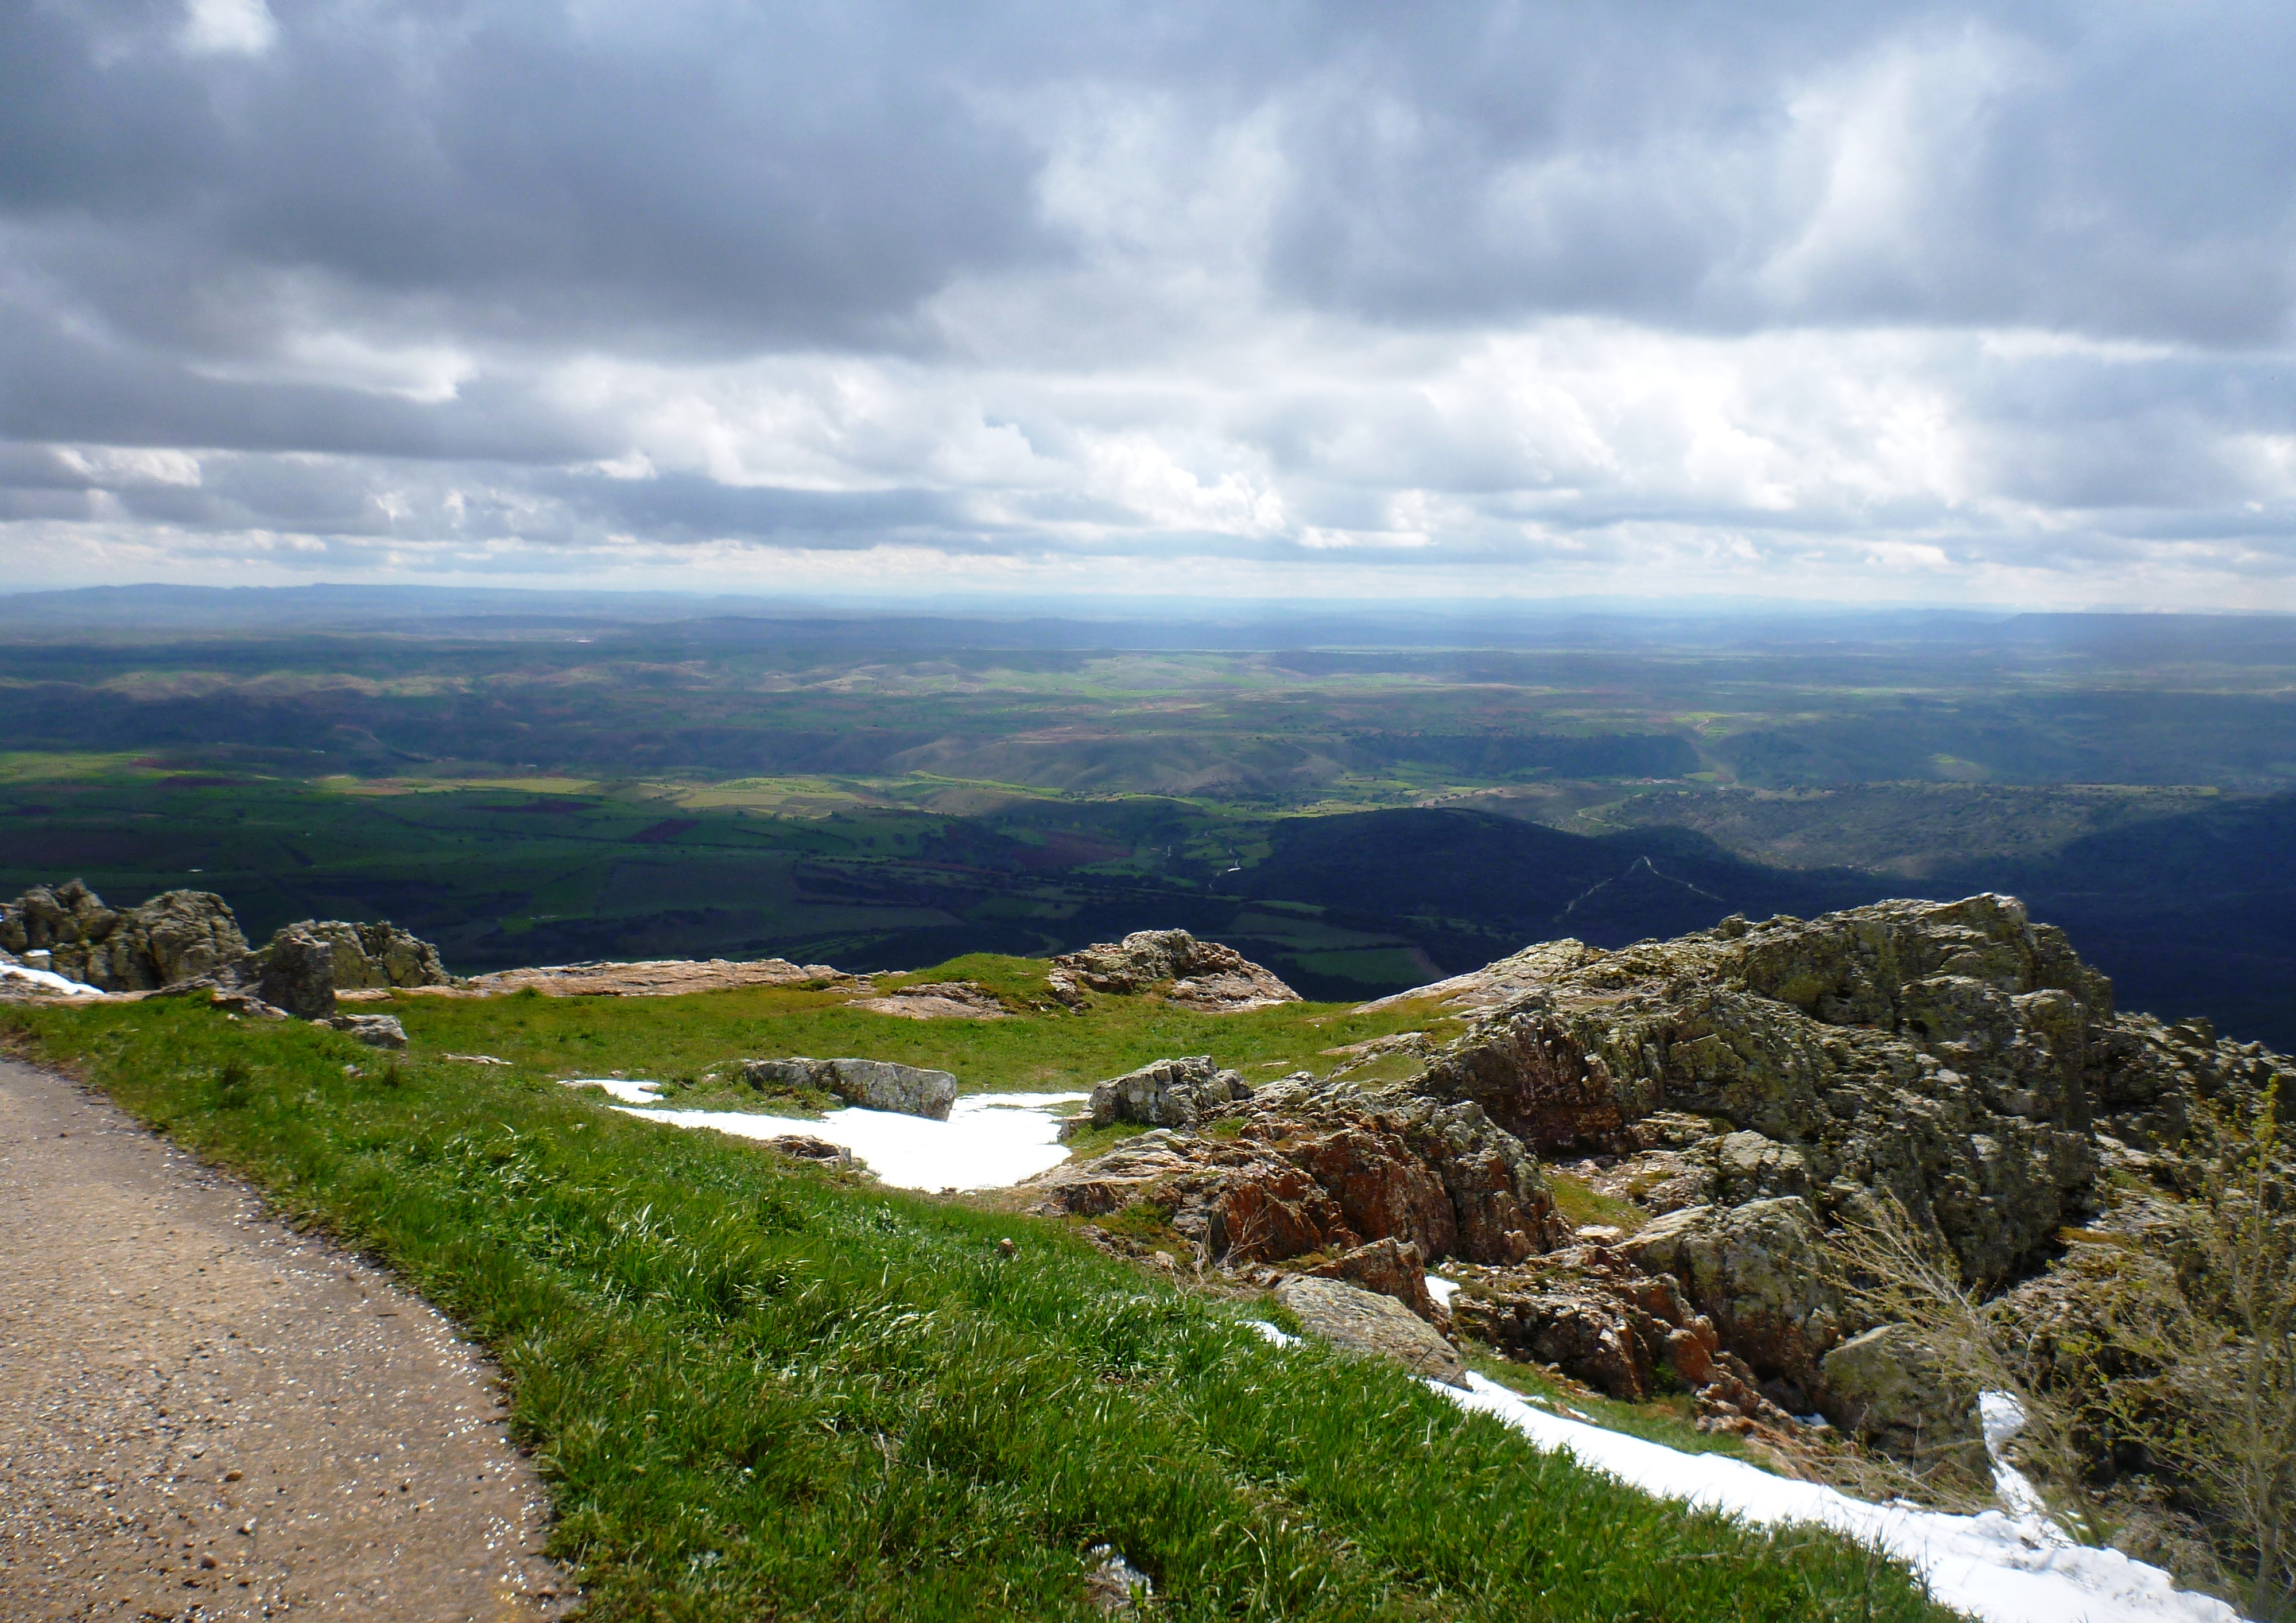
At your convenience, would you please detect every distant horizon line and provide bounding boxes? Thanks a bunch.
[5,580,2291,622]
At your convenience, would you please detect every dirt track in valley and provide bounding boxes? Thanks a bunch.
[0,1058,574,1622]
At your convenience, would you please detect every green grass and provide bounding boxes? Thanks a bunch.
[383,970,1453,1096]
[5,996,1957,1622]
[1453,1342,1755,1465]
[1056,1120,1149,1160]
[872,953,1062,1008]
[1544,1172,1652,1236]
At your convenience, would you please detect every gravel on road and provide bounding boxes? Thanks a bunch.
[0,1057,575,1621]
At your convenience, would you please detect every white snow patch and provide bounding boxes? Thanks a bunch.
[562,1077,666,1105]
[1979,1390,2057,1528]
[1434,1372,2244,1623]
[1234,1322,2240,1621]
[0,962,103,997]
[1424,1273,1459,1310]
[608,1090,1091,1191]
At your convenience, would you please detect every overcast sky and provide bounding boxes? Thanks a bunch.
[2,0,2291,608]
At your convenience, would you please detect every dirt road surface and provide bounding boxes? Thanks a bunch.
[0,1058,574,1621]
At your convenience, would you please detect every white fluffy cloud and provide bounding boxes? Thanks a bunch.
[1,1,2291,607]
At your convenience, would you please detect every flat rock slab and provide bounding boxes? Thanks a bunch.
[847,983,1010,1020]
[0,1058,573,1621]
[1274,1275,1468,1388]
[360,956,846,1000]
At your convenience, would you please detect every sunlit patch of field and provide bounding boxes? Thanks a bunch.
[0,750,165,782]
[316,774,607,797]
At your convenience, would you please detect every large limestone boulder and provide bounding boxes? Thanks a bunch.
[281,919,452,990]
[742,1057,958,1120]
[1089,1055,1252,1128]
[222,917,453,1022]
[1274,1275,1466,1387]
[1048,930,1300,1011]
[1817,1323,1984,1474]
[258,925,340,1019]
[1618,1197,1841,1395]
[1,882,247,991]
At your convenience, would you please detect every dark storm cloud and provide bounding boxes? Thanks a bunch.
[10,1,2290,366]
[1262,2,2296,341]
[551,472,972,544]
[2,0,1056,353]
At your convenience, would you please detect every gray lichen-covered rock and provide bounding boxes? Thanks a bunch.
[1048,930,1300,1011]
[741,1056,958,1120]
[328,1013,409,1050]
[1817,1323,1984,1474]
[1,881,249,991]
[1089,1054,1252,1128]
[1274,1275,1467,1387]
[1618,1197,1841,1392]
[1415,895,2148,1286]
[258,924,341,1019]
[281,919,452,989]
[0,883,457,1027]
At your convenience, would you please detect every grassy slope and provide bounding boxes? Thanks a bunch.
[379,971,1463,1094]
[2,995,1956,1622]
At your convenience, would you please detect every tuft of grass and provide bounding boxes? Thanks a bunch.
[1545,1171,1651,1235]
[647,1070,837,1118]
[870,953,1062,1009]
[4,998,1958,1622]
[1053,1119,1145,1160]
[1453,1339,1758,1464]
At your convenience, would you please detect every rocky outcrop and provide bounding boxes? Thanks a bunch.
[1358,938,1608,1015]
[1443,1241,1791,1423]
[1416,895,2178,1287]
[1089,1055,1252,1128]
[741,1057,959,1120]
[1047,930,1300,1011]
[1,881,461,1029]
[1031,1073,1562,1268]
[281,919,452,991]
[1274,1275,1467,1387]
[1376,892,2295,1481]
[1,882,247,992]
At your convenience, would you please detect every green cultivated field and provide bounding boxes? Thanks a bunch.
[3,992,1954,1621]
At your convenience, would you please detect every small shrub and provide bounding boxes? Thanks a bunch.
[210,1056,254,1111]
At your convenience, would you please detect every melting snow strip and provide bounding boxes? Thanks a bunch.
[1233,1322,2242,1623]
[1440,1372,2244,1623]
[585,1086,1091,1191]
[0,964,103,996]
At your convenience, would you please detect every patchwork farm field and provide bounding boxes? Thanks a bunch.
[3,592,2294,1039]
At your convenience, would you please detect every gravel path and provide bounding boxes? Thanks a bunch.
[0,1058,575,1621]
